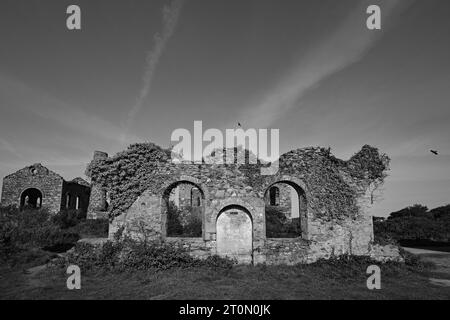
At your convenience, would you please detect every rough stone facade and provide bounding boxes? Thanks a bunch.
[0,145,401,265]
[1,163,91,216]
[95,145,401,265]
[87,151,109,219]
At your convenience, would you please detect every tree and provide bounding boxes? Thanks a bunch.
[388,204,428,219]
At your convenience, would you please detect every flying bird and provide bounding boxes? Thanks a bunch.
[430,150,439,155]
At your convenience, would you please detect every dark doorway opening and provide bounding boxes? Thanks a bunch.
[20,188,43,209]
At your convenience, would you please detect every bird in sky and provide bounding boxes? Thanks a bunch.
[430,150,439,155]
[238,122,242,127]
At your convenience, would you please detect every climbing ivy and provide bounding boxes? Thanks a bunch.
[87,143,389,222]
[86,143,172,219]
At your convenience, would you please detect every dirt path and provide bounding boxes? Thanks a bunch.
[403,247,450,288]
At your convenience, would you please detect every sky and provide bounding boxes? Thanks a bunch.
[0,0,449,216]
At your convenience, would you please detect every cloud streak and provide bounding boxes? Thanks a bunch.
[0,138,23,159]
[121,0,185,143]
[238,0,414,129]
[0,74,140,145]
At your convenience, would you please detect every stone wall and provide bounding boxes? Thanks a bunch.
[95,145,398,264]
[1,163,64,215]
[261,238,310,265]
[107,162,388,264]
[87,151,109,219]
[265,183,294,216]
[169,183,202,209]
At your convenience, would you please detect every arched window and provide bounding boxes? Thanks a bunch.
[265,181,307,238]
[163,181,205,238]
[66,193,71,209]
[20,188,43,209]
[269,186,280,206]
[75,196,80,210]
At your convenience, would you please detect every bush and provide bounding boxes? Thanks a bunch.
[201,255,236,269]
[265,206,301,238]
[51,209,84,229]
[305,253,433,279]
[374,204,450,244]
[69,219,109,238]
[308,255,378,279]
[399,248,435,272]
[2,247,58,268]
[0,206,79,263]
[0,206,79,247]
[182,212,202,237]
[166,202,184,236]
[166,202,202,237]
[56,235,236,273]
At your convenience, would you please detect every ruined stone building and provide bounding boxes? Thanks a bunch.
[1,163,91,216]
[86,143,399,264]
[1,144,399,265]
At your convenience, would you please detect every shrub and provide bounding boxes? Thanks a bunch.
[166,202,202,237]
[166,202,184,236]
[57,235,236,273]
[51,209,84,229]
[55,242,100,271]
[2,247,58,268]
[399,248,435,272]
[201,255,236,269]
[305,253,432,279]
[308,255,376,279]
[265,206,301,238]
[69,219,109,238]
[374,204,450,244]
[0,206,79,263]
[182,212,202,237]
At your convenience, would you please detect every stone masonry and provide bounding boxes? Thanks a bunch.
[95,145,401,265]
[1,163,91,216]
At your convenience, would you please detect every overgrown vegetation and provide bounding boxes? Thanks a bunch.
[85,143,172,219]
[53,234,235,273]
[166,201,202,237]
[0,206,79,262]
[265,206,301,238]
[2,246,444,300]
[277,145,390,221]
[86,143,390,222]
[51,209,109,239]
[374,204,450,245]
[0,206,108,267]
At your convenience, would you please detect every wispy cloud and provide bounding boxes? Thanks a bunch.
[237,0,414,129]
[0,138,23,159]
[0,74,140,145]
[121,0,186,143]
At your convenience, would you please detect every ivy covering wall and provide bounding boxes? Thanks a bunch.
[86,142,389,222]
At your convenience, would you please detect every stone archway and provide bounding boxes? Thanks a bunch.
[161,179,206,238]
[263,175,309,239]
[216,205,253,264]
[20,188,43,209]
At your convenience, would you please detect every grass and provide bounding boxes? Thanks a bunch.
[1,257,449,300]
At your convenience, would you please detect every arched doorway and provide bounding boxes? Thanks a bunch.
[162,180,205,238]
[216,205,253,264]
[20,188,43,209]
[264,180,307,238]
